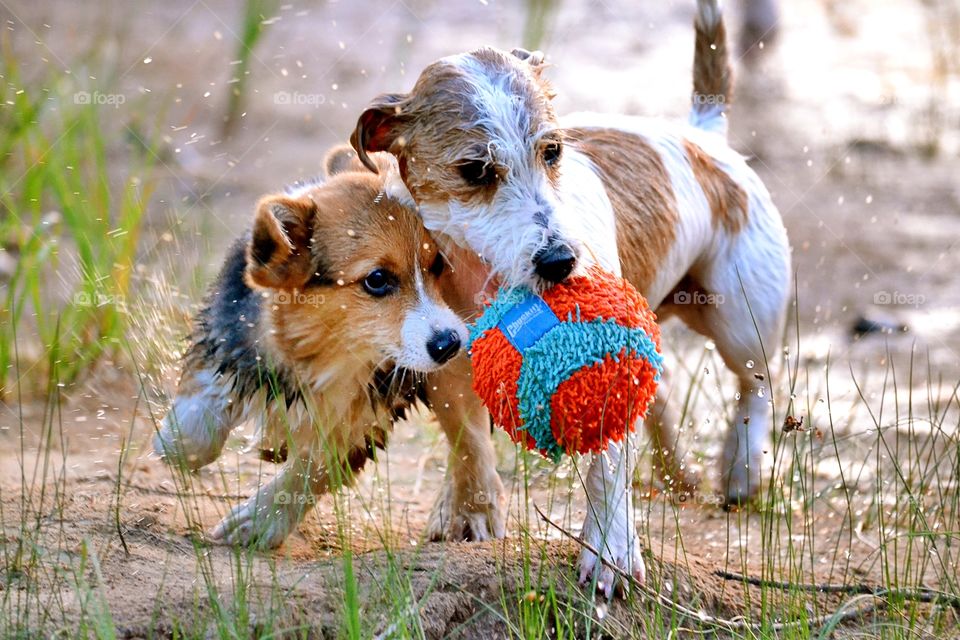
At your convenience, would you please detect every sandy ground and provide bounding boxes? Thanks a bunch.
[2,0,960,636]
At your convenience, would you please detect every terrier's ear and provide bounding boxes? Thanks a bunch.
[510,48,546,67]
[350,92,410,174]
[323,145,365,177]
[246,195,317,289]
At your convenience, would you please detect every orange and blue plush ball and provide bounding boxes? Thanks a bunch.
[468,266,663,460]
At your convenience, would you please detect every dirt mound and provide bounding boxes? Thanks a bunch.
[0,466,821,639]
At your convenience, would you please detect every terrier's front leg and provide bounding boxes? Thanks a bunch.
[577,441,645,598]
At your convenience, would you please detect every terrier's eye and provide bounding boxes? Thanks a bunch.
[362,269,398,297]
[428,252,445,277]
[458,159,496,187]
[542,141,562,166]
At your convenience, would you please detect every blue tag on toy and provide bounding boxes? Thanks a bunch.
[498,294,559,353]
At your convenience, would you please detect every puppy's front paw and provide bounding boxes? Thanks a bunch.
[208,489,300,550]
[152,428,209,470]
[153,403,227,471]
[577,518,645,599]
[426,472,506,542]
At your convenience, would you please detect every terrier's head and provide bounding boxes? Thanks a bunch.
[351,47,580,291]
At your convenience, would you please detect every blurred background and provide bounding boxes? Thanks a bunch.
[2,0,958,398]
[1,0,959,635]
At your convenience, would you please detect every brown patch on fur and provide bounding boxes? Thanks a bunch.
[351,47,557,211]
[566,127,679,294]
[682,139,748,233]
[398,153,501,210]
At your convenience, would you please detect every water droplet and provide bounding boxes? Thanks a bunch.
[745,360,755,369]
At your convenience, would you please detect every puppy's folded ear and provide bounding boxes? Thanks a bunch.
[511,48,545,67]
[350,92,409,174]
[246,195,317,290]
[324,145,365,177]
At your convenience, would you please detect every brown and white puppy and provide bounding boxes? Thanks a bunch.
[154,148,467,549]
[350,0,791,595]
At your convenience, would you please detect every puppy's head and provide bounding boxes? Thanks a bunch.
[246,148,466,382]
[350,47,579,291]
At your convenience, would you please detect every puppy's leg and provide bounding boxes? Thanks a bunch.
[209,450,327,549]
[210,442,329,549]
[154,367,246,470]
[209,430,375,549]
[577,440,645,598]
[425,355,505,542]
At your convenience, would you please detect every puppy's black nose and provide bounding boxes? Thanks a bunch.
[427,329,461,364]
[533,243,576,283]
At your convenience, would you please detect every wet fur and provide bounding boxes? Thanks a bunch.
[154,149,466,549]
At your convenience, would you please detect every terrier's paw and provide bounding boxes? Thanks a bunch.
[721,454,763,508]
[577,525,645,599]
[426,473,506,542]
[208,490,300,550]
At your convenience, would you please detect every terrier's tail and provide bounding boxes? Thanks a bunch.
[690,0,733,136]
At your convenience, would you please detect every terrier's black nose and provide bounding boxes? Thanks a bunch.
[533,243,576,283]
[426,329,461,364]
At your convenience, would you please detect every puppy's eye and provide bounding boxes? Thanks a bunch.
[428,252,445,277]
[362,269,398,297]
[458,160,496,187]
[542,141,562,166]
